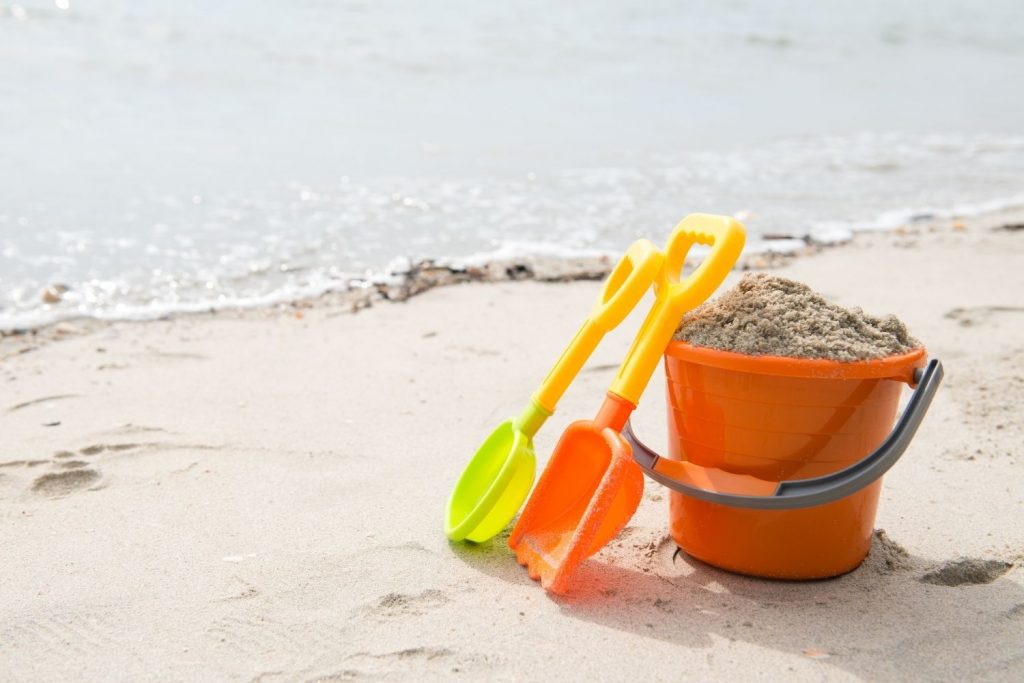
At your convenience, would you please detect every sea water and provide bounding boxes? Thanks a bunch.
[2,0,1023,330]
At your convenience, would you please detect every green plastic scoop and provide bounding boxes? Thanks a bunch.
[444,239,664,542]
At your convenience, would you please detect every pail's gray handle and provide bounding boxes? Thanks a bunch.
[625,358,943,510]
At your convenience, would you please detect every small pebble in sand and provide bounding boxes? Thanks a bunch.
[675,273,920,361]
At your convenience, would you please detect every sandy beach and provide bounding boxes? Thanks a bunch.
[2,213,1022,681]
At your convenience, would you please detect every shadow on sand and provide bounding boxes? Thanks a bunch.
[453,530,1023,679]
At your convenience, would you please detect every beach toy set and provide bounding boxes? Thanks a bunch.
[445,213,942,592]
[509,215,743,592]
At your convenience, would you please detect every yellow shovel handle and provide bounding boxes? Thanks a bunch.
[532,239,663,414]
[610,214,746,405]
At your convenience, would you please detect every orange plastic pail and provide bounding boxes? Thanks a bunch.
[625,342,941,580]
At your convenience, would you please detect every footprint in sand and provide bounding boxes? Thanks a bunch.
[0,459,48,469]
[860,531,1013,586]
[944,305,1024,327]
[31,469,101,497]
[75,441,218,457]
[78,443,141,456]
[58,460,89,470]
[918,557,1014,587]
[367,589,451,617]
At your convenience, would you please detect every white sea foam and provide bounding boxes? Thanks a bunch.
[804,194,1024,244]
[451,241,618,269]
[0,275,359,332]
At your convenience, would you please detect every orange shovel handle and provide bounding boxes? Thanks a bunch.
[609,214,745,406]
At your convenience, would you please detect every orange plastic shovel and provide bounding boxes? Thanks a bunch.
[508,214,746,593]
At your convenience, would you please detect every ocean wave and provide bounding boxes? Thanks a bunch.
[806,193,1024,245]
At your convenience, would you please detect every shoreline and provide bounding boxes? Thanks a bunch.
[3,205,1022,359]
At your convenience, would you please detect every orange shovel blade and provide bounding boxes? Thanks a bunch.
[508,422,644,594]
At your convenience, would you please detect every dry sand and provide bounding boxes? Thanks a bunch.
[2,214,1023,681]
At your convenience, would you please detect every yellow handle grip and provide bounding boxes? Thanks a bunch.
[610,214,746,405]
[588,239,664,331]
[532,239,663,413]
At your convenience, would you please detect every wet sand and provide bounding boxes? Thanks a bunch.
[1,213,1022,681]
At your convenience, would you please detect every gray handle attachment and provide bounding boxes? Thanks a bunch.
[625,359,943,510]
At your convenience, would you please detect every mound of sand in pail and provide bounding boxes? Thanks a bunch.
[674,273,920,361]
